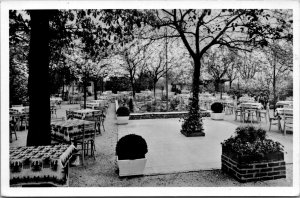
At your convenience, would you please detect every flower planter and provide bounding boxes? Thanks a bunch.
[211,112,225,120]
[221,147,286,183]
[117,157,147,177]
[117,116,129,125]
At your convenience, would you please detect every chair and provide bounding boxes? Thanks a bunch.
[257,104,268,123]
[73,123,96,166]
[243,108,257,124]
[282,109,293,135]
[50,106,57,118]
[234,105,244,122]
[268,107,281,132]
[9,118,18,142]
[20,113,29,131]
[66,110,74,119]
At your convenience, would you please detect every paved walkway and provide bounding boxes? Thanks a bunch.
[118,116,293,175]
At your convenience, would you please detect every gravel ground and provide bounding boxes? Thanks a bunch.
[68,102,293,187]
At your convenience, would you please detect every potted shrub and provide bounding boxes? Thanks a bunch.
[221,126,285,183]
[116,106,130,125]
[211,102,225,120]
[116,134,148,177]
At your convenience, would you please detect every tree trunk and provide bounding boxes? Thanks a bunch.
[153,82,156,98]
[93,79,98,100]
[229,80,232,89]
[273,61,276,112]
[191,58,200,113]
[83,76,87,109]
[181,56,204,135]
[27,11,51,146]
[130,76,135,99]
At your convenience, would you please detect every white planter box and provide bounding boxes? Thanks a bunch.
[211,112,225,120]
[117,157,147,177]
[117,116,129,125]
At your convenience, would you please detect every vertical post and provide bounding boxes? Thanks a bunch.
[165,27,168,111]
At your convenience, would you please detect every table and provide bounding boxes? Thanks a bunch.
[85,102,100,109]
[71,109,102,119]
[276,101,293,108]
[51,119,95,143]
[10,144,76,187]
[10,106,29,114]
[240,102,263,109]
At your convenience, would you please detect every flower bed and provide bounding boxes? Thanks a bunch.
[129,111,210,120]
[221,126,286,182]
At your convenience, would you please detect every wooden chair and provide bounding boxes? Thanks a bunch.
[50,106,57,118]
[9,118,18,142]
[66,110,74,119]
[20,113,29,131]
[257,104,268,123]
[282,109,293,135]
[268,108,281,132]
[242,108,257,124]
[73,123,96,166]
[234,105,244,122]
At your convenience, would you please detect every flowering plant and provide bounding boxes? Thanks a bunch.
[221,126,284,158]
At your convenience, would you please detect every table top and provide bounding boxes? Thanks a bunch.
[276,108,293,116]
[72,109,102,114]
[276,101,293,107]
[51,118,95,142]
[240,102,263,109]
[10,106,29,113]
[51,118,94,127]
[10,144,76,186]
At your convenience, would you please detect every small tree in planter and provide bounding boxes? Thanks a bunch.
[116,106,130,125]
[116,134,148,177]
[221,126,285,183]
[211,102,225,120]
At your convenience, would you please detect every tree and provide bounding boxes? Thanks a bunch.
[117,39,152,98]
[147,9,292,135]
[203,47,234,93]
[26,10,52,146]
[261,40,293,108]
[9,10,30,106]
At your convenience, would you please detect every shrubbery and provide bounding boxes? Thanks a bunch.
[221,126,284,159]
[116,134,148,160]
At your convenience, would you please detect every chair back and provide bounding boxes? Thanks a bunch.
[24,107,29,113]
[66,110,74,119]
[81,123,96,141]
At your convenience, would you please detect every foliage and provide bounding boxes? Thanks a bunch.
[211,102,223,113]
[105,76,131,93]
[170,97,180,111]
[116,106,130,116]
[180,98,203,134]
[116,134,148,160]
[221,126,284,158]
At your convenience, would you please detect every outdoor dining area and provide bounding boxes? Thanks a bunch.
[8,96,110,187]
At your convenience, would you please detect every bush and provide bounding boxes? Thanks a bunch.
[211,102,223,113]
[221,126,284,159]
[116,106,130,116]
[116,134,148,160]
